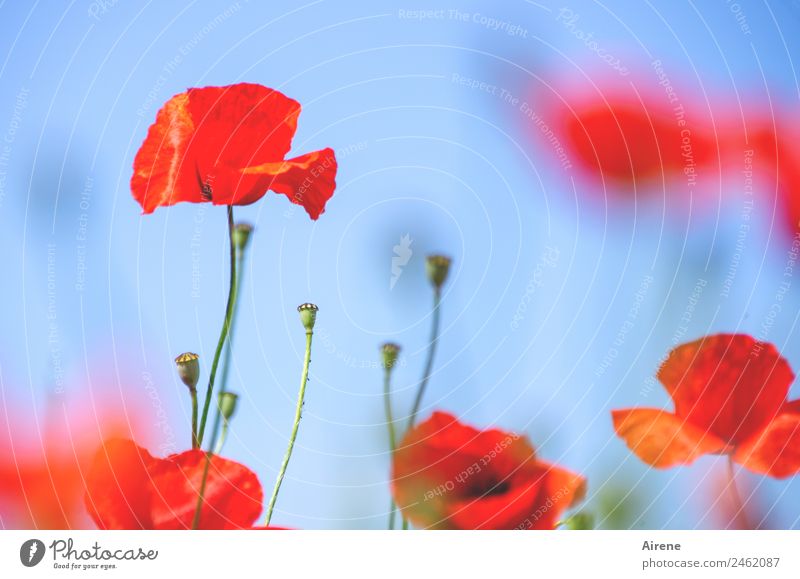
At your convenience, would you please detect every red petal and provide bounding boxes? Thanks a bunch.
[131,92,198,214]
[447,461,585,530]
[149,450,263,529]
[392,411,584,530]
[131,83,301,214]
[734,410,800,478]
[84,439,157,529]
[612,408,726,467]
[213,148,337,219]
[186,84,300,180]
[657,334,793,444]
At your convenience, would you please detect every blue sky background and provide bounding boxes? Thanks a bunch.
[1,0,800,529]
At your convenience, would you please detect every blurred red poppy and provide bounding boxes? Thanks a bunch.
[533,77,718,194]
[391,411,586,529]
[85,439,263,529]
[0,393,149,529]
[613,334,800,478]
[131,83,337,219]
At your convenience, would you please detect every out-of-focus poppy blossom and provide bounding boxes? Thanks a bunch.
[0,393,149,529]
[613,334,800,478]
[131,83,337,219]
[391,411,586,529]
[85,439,263,529]
[533,76,718,194]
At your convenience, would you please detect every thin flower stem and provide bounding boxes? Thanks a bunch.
[190,390,199,449]
[384,367,398,530]
[727,455,751,529]
[197,206,237,447]
[407,288,442,430]
[265,330,314,526]
[205,244,246,451]
[214,420,230,455]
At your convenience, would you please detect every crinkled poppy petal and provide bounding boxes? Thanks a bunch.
[131,83,302,214]
[148,450,262,530]
[186,84,299,173]
[131,92,199,214]
[212,148,337,219]
[734,411,800,479]
[612,409,726,468]
[84,439,157,530]
[657,334,793,444]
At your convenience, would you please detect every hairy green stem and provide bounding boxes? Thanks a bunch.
[265,330,314,526]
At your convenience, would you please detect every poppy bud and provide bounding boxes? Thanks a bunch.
[174,352,200,392]
[232,222,253,251]
[218,392,239,422]
[297,303,318,332]
[380,342,401,370]
[562,511,594,530]
[425,255,451,290]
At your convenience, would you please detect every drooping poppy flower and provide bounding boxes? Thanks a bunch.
[391,411,586,529]
[131,83,337,219]
[612,334,800,478]
[85,439,263,529]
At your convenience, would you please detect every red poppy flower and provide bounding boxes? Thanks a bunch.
[0,391,150,529]
[131,83,337,219]
[84,439,263,529]
[612,334,800,478]
[391,411,586,529]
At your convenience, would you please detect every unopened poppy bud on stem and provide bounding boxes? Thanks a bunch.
[425,255,451,290]
[218,392,239,422]
[175,352,200,392]
[380,343,401,371]
[297,303,318,332]
[232,222,253,251]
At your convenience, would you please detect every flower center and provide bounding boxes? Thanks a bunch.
[467,477,511,499]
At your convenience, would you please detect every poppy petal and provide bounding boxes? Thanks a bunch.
[186,84,300,172]
[131,83,302,214]
[612,409,726,468]
[84,439,157,530]
[448,462,585,530]
[734,411,800,478]
[393,411,585,530]
[131,92,199,214]
[148,450,263,529]
[231,148,338,219]
[657,334,793,444]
